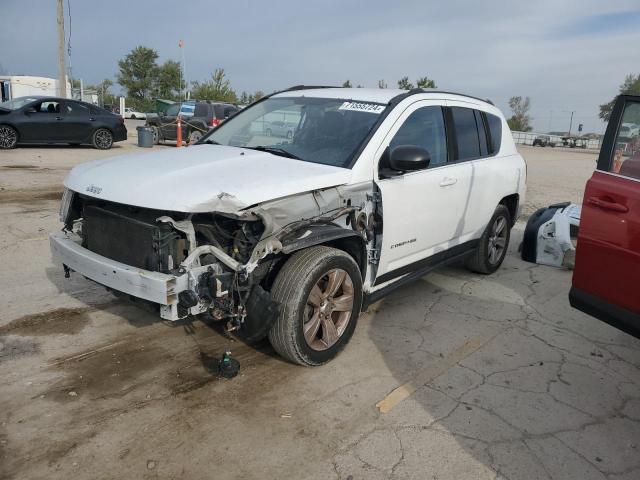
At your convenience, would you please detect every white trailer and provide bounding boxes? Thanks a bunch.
[0,75,72,102]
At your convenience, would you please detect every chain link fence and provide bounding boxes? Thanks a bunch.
[511,130,602,150]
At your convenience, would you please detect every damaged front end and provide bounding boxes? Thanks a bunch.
[52,182,378,340]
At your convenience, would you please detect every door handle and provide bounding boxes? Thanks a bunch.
[89,117,96,121]
[439,177,458,187]
[55,116,63,121]
[587,196,628,213]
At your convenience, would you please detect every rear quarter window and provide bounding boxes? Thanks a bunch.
[485,113,503,154]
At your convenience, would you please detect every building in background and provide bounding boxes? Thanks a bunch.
[0,75,72,102]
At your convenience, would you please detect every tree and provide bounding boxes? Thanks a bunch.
[190,68,237,103]
[342,80,353,88]
[377,79,387,89]
[251,90,265,102]
[86,78,116,106]
[397,76,413,90]
[507,96,532,132]
[599,74,640,122]
[416,76,437,89]
[117,46,159,108]
[155,60,183,100]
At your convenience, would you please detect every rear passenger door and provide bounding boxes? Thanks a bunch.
[61,101,93,141]
[446,102,509,240]
[374,101,473,284]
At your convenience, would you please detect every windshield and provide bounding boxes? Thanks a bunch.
[201,96,387,168]
[0,97,40,111]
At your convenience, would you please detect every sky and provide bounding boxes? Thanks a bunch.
[1,0,639,134]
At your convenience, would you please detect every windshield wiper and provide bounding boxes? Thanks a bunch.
[203,139,220,145]
[247,145,302,160]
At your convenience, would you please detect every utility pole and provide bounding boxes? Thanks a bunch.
[562,110,575,137]
[56,0,67,98]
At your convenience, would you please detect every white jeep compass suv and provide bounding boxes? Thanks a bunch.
[51,86,526,365]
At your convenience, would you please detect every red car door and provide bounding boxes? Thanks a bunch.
[570,95,640,337]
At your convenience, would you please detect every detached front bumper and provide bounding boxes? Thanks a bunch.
[49,231,185,320]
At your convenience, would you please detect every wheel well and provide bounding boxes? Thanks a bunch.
[499,194,519,225]
[260,236,367,292]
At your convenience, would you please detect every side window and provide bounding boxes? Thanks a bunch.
[612,102,640,180]
[194,104,208,117]
[475,110,489,156]
[451,107,480,160]
[223,106,237,118]
[485,113,503,154]
[389,106,447,167]
[65,102,90,116]
[37,101,61,113]
[165,104,180,116]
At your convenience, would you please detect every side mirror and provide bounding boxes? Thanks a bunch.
[387,145,430,173]
[25,107,37,114]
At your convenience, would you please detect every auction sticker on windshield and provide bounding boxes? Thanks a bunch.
[339,101,385,114]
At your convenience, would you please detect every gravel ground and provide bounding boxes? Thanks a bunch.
[0,142,638,480]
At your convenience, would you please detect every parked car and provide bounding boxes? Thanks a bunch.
[146,100,239,145]
[0,96,127,149]
[618,122,639,140]
[123,107,146,120]
[265,120,296,139]
[532,134,556,147]
[51,86,525,365]
[570,94,640,338]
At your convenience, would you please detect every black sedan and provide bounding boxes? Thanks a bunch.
[0,96,127,149]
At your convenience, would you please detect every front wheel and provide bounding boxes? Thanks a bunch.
[0,125,18,149]
[466,205,511,274]
[92,128,113,149]
[268,246,363,366]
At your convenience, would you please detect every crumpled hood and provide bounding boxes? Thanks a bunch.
[65,145,352,212]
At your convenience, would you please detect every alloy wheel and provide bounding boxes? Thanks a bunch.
[487,216,507,265]
[95,129,113,149]
[304,268,354,351]
[0,126,17,149]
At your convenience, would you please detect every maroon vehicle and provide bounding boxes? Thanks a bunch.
[570,95,640,338]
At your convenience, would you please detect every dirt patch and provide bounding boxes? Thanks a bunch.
[41,338,174,403]
[0,307,92,336]
[0,337,40,363]
[0,187,63,204]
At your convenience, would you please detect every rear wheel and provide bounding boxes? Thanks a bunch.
[0,125,18,149]
[92,128,113,149]
[268,246,362,366]
[466,205,511,274]
[188,130,203,144]
[150,126,160,145]
[131,114,137,119]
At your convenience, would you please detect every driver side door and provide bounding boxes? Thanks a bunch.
[374,101,473,285]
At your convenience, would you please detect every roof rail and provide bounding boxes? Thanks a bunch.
[402,88,494,106]
[285,85,339,91]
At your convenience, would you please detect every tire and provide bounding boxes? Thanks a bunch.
[0,125,18,149]
[265,129,272,137]
[268,246,363,366]
[131,114,136,120]
[92,128,113,150]
[466,205,511,274]
[150,126,160,145]
[188,130,203,144]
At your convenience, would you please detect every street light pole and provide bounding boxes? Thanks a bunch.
[56,0,67,98]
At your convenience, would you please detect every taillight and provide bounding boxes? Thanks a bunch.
[210,118,222,127]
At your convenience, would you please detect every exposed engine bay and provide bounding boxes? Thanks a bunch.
[58,182,379,340]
